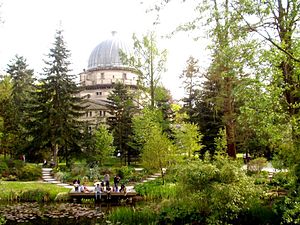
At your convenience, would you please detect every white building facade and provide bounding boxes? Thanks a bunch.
[79,32,139,127]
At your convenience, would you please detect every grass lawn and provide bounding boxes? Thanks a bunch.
[0,181,69,201]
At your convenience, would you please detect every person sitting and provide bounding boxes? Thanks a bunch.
[119,184,127,194]
[80,183,90,193]
[73,182,80,192]
[101,180,105,192]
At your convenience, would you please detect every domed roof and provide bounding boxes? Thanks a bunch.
[87,32,132,70]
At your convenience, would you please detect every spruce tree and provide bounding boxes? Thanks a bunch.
[106,82,136,165]
[27,29,84,166]
[6,55,35,158]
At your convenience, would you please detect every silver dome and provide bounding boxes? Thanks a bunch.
[87,32,132,70]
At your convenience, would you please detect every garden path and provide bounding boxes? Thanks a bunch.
[42,168,73,188]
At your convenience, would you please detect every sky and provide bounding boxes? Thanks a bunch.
[0,0,209,100]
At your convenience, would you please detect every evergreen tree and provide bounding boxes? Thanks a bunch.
[106,82,137,165]
[180,56,201,120]
[0,75,13,157]
[27,29,85,166]
[6,55,35,157]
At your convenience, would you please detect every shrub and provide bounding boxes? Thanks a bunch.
[115,166,133,180]
[18,164,42,181]
[165,157,263,224]
[270,171,295,188]
[71,164,88,177]
[0,161,8,177]
[247,157,268,173]
[135,180,177,200]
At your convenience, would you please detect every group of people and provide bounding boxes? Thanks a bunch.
[73,174,127,200]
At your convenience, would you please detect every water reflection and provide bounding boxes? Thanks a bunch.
[0,202,121,225]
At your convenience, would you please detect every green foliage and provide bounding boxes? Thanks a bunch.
[172,122,203,158]
[0,161,8,177]
[0,160,41,181]
[214,127,227,155]
[19,189,50,202]
[135,180,177,200]
[164,156,263,224]
[121,31,167,108]
[141,126,175,174]
[18,164,41,181]
[26,29,85,166]
[93,125,115,165]
[269,171,295,189]
[131,107,164,152]
[5,55,35,158]
[247,157,268,173]
[70,164,88,178]
[107,82,136,165]
[115,166,133,180]
[107,206,157,225]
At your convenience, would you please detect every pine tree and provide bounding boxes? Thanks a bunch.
[106,82,136,165]
[6,55,35,157]
[27,29,84,166]
[180,56,200,120]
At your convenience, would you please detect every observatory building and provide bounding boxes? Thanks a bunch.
[79,32,139,127]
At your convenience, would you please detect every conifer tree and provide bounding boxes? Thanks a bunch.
[106,82,136,165]
[6,55,35,157]
[27,29,84,166]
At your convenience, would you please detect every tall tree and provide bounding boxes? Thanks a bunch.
[27,29,84,166]
[121,32,167,108]
[180,56,201,120]
[6,55,35,157]
[0,75,13,157]
[106,82,136,165]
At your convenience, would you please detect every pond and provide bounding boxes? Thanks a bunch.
[0,202,124,225]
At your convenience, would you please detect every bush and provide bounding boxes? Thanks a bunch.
[270,171,295,188]
[71,164,88,177]
[18,164,42,181]
[247,157,268,173]
[115,166,133,180]
[164,157,263,224]
[0,161,8,177]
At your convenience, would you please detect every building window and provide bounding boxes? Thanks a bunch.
[123,73,127,79]
[99,111,102,117]
[103,111,106,117]
[96,92,102,96]
[86,112,88,117]
[90,111,92,117]
[101,73,104,79]
[113,75,115,78]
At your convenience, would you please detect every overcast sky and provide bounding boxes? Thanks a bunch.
[0,0,209,99]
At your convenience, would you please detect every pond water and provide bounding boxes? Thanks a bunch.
[0,202,125,225]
